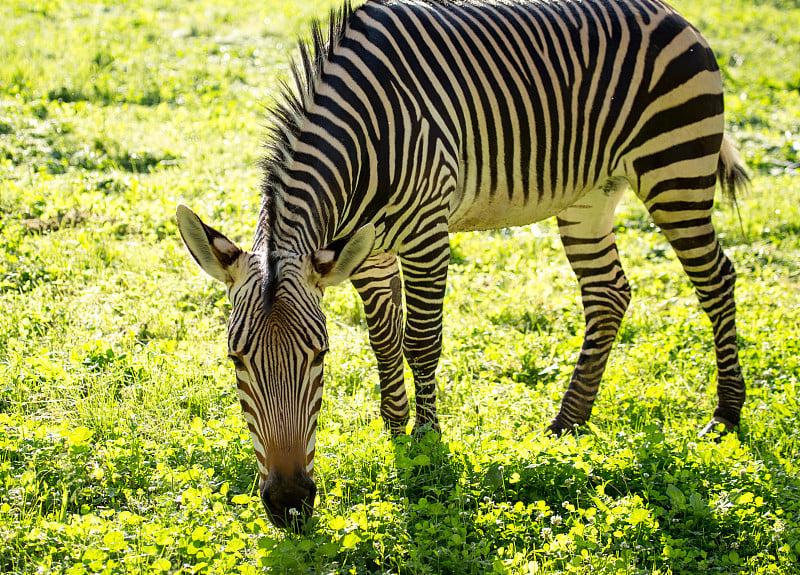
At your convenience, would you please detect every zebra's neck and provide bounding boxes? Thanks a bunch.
[254,3,384,258]
[256,98,381,257]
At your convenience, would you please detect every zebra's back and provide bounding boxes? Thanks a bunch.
[332,0,724,233]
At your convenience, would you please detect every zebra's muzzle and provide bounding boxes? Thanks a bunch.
[260,469,316,532]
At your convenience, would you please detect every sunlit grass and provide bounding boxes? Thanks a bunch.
[1,0,800,573]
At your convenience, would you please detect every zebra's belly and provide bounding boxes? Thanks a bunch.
[447,185,588,233]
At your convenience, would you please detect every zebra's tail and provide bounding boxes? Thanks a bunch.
[718,133,749,203]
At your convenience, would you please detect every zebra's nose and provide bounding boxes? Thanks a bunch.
[260,470,316,532]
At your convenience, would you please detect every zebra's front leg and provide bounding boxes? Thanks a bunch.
[549,187,630,434]
[351,254,409,436]
[400,230,450,435]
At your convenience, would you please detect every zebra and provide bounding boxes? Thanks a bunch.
[176,0,748,530]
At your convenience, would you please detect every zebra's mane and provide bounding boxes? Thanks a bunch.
[257,2,353,313]
[258,3,353,244]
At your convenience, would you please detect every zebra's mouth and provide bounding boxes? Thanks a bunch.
[260,470,316,532]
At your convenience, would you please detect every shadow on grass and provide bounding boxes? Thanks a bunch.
[265,421,800,575]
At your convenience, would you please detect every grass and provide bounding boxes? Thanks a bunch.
[1,0,799,573]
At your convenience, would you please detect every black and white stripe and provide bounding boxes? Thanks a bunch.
[180,0,749,529]
[253,0,746,434]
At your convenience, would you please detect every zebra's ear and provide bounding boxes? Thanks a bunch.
[312,224,375,288]
[176,204,243,285]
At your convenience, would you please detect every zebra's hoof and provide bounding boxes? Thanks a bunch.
[697,417,736,439]
[545,419,579,437]
[411,421,441,439]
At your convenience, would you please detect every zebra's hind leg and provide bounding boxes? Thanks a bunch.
[351,254,409,436]
[399,226,450,435]
[645,194,745,436]
[549,182,631,435]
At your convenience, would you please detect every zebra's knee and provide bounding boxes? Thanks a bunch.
[712,250,737,291]
[694,253,737,313]
[721,254,737,293]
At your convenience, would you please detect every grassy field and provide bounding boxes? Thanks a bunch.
[1,0,799,573]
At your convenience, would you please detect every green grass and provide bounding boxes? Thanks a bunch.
[1,0,799,573]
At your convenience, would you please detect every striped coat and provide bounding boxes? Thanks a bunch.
[177,0,747,531]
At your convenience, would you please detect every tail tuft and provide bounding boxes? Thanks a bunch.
[718,134,749,203]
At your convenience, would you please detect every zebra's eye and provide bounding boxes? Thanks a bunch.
[311,349,327,367]
[228,355,245,370]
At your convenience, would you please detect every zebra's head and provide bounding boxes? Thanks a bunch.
[175,205,375,531]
